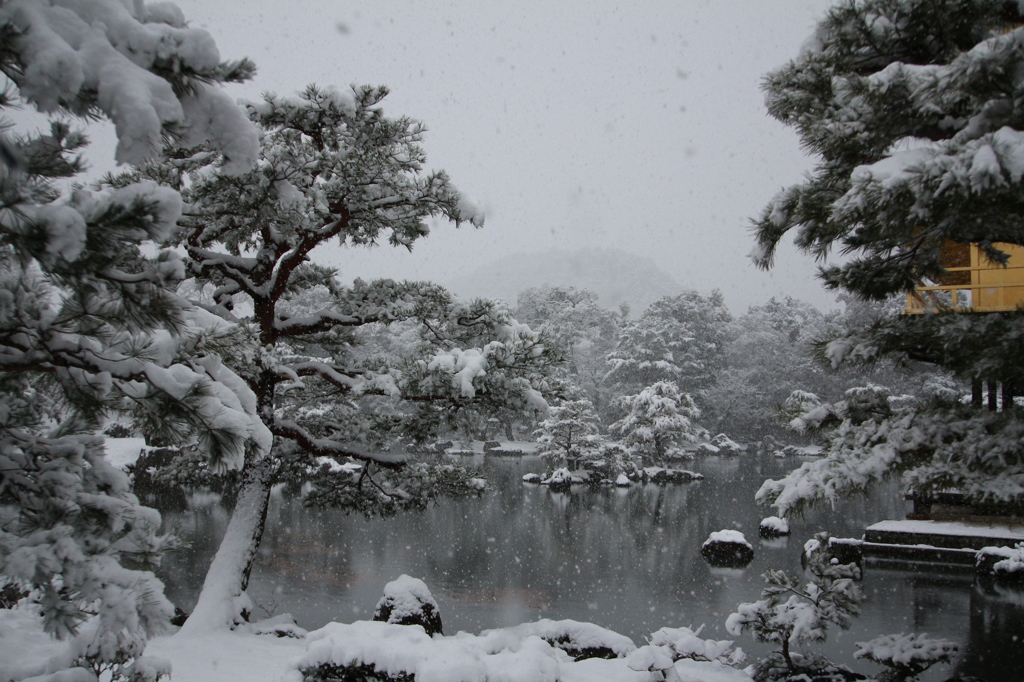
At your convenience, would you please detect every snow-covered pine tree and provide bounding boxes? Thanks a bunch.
[610,381,702,462]
[534,399,602,467]
[0,1,266,679]
[122,84,559,632]
[751,0,1024,515]
[726,534,863,682]
[606,290,731,397]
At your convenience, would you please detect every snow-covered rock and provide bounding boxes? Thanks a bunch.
[758,516,790,538]
[522,473,542,484]
[700,530,754,568]
[615,474,632,487]
[373,575,443,636]
[292,618,640,682]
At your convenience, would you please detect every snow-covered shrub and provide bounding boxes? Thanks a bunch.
[627,624,746,674]
[976,543,1024,581]
[293,618,637,682]
[373,576,443,637]
[540,467,589,492]
[854,633,957,682]
[726,533,862,681]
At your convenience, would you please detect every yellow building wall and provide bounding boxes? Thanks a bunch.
[972,243,1024,312]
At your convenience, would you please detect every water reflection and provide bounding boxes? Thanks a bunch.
[157,454,1024,680]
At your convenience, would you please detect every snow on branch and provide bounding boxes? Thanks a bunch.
[759,388,1024,518]
[0,0,258,170]
[274,420,408,468]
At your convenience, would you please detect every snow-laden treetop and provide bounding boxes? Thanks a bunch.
[1,0,258,171]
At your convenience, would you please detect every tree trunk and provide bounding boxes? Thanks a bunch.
[180,457,274,632]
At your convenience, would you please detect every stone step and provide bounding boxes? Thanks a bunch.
[861,519,1024,565]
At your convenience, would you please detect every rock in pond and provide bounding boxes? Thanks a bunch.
[642,467,703,484]
[373,575,443,636]
[700,530,754,568]
[758,516,790,538]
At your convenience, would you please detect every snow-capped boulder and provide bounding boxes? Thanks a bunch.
[700,530,754,568]
[615,474,632,487]
[758,516,790,538]
[522,473,542,484]
[372,575,443,636]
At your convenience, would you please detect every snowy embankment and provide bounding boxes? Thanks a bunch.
[1,608,752,682]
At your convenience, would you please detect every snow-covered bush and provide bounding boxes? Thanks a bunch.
[976,543,1024,581]
[373,575,443,636]
[611,381,703,462]
[726,533,862,681]
[292,618,637,682]
[627,625,746,678]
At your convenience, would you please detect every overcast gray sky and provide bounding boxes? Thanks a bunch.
[171,1,837,313]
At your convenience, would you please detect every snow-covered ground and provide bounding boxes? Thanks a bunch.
[1,606,753,682]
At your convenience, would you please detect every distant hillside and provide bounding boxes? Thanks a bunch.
[443,248,683,315]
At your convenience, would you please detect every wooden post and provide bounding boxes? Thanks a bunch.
[1003,380,1016,411]
[972,378,983,407]
[988,381,999,411]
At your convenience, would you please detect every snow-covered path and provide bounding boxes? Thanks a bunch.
[148,631,304,682]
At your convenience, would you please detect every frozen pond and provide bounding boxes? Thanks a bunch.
[158,453,1023,680]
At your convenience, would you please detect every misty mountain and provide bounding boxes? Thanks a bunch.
[443,248,684,315]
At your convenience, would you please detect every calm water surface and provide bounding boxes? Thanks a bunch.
[157,454,1024,680]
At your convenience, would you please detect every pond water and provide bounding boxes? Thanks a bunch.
[157,454,1024,680]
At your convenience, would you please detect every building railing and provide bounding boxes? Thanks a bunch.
[904,264,1024,313]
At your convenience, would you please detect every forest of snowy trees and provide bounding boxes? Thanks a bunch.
[2,0,1024,681]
